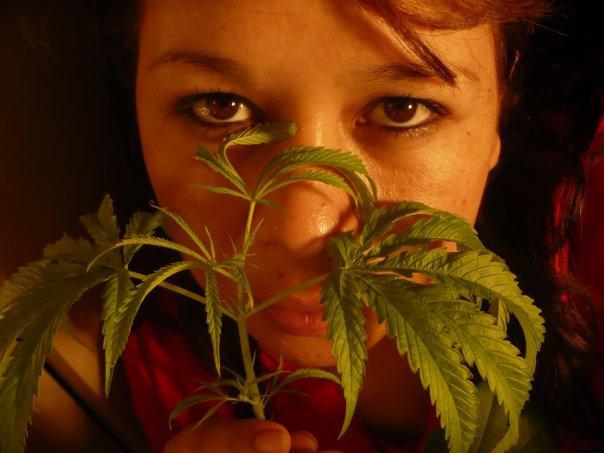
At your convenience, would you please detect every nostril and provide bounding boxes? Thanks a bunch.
[336,207,361,235]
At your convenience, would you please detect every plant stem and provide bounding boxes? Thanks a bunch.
[237,315,265,420]
[249,273,329,316]
[237,200,257,310]
[128,270,236,320]
[243,201,257,255]
[231,198,265,419]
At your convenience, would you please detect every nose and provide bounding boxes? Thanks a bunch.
[235,117,361,260]
[255,175,360,258]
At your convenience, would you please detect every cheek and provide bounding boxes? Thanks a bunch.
[370,125,499,225]
[137,94,252,256]
[137,99,205,207]
[430,155,493,223]
[437,130,498,223]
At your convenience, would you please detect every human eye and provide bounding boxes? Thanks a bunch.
[174,89,258,133]
[358,96,447,137]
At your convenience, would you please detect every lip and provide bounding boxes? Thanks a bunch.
[254,291,325,311]
[265,306,329,337]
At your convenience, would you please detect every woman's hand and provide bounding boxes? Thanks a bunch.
[163,418,338,452]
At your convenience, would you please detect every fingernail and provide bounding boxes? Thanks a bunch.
[254,429,288,452]
[291,430,318,451]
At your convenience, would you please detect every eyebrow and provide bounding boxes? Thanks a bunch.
[349,61,480,88]
[149,50,256,84]
[149,50,479,88]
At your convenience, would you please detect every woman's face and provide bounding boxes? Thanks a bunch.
[136,0,501,367]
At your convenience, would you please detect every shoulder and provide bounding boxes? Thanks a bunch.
[29,286,148,452]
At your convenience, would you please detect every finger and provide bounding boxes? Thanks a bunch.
[290,430,318,451]
[164,418,291,453]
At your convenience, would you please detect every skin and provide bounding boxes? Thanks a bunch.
[136,0,502,446]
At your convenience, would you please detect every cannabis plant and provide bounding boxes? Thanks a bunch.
[0,123,545,453]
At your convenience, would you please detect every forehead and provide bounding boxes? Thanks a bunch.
[139,0,497,91]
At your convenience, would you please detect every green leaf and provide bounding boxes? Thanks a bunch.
[87,235,207,272]
[322,271,367,438]
[79,194,122,270]
[192,400,229,431]
[169,394,227,430]
[273,368,341,393]
[489,299,510,332]
[361,201,429,248]
[244,369,288,391]
[243,218,264,257]
[432,300,532,451]
[263,361,342,404]
[204,226,216,261]
[337,168,377,221]
[100,268,134,396]
[122,210,164,264]
[223,122,297,148]
[380,213,486,255]
[149,203,213,261]
[0,261,52,313]
[188,183,251,201]
[101,261,202,393]
[377,248,545,374]
[358,277,479,453]
[193,145,249,196]
[256,197,286,213]
[194,376,244,396]
[255,147,377,217]
[257,146,368,186]
[258,168,355,200]
[469,383,555,453]
[468,381,503,453]
[42,233,96,263]
[0,262,110,453]
[204,268,222,376]
[326,231,358,266]
[79,194,120,246]
[0,261,94,358]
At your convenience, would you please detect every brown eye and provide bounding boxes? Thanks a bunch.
[383,99,417,123]
[192,94,253,124]
[363,98,433,129]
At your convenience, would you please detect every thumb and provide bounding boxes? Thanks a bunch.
[164,418,291,453]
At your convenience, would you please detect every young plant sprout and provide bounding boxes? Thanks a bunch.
[0,122,545,453]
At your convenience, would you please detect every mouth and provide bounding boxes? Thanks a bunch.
[265,306,328,337]
[257,296,329,337]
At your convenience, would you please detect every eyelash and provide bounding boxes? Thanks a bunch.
[174,88,259,134]
[173,88,447,138]
[362,95,448,138]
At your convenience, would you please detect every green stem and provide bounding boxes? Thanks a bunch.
[249,273,329,316]
[237,316,265,419]
[231,198,264,419]
[128,270,236,320]
[243,200,257,256]
[237,200,257,310]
